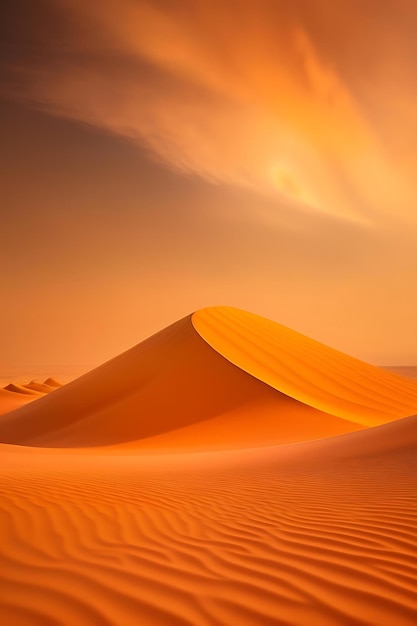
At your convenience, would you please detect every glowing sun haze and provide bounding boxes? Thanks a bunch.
[1,0,416,374]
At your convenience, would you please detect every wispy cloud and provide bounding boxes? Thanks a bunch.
[5,0,417,222]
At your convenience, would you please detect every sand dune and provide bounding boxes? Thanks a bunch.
[1,307,417,448]
[0,315,361,448]
[1,307,417,625]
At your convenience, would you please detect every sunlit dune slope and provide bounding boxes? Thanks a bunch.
[2,307,417,448]
[0,314,364,448]
[193,307,417,425]
[1,414,417,625]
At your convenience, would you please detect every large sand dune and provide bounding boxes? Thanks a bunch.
[1,307,417,448]
[1,307,417,625]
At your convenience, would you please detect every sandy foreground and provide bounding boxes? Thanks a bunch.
[1,307,417,625]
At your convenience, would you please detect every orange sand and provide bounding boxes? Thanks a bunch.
[0,379,62,417]
[1,307,417,625]
[192,307,417,425]
[383,365,417,380]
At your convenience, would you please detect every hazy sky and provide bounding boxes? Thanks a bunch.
[1,0,417,374]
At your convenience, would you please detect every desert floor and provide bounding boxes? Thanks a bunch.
[1,307,417,625]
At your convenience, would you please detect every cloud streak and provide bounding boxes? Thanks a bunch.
[5,0,417,221]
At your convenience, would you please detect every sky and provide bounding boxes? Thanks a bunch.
[1,0,417,377]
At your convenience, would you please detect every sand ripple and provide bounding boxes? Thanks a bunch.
[1,444,416,625]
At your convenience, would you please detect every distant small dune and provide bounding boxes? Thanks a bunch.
[23,381,58,394]
[43,377,63,387]
[3,383,41,396]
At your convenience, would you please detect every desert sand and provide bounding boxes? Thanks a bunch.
[0,379,63,417]
[1,306,417,625]
[383,366,417,380]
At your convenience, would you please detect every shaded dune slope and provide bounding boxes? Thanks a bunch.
[1,307,417,448]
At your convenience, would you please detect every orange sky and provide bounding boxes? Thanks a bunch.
[1,0,417,373]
